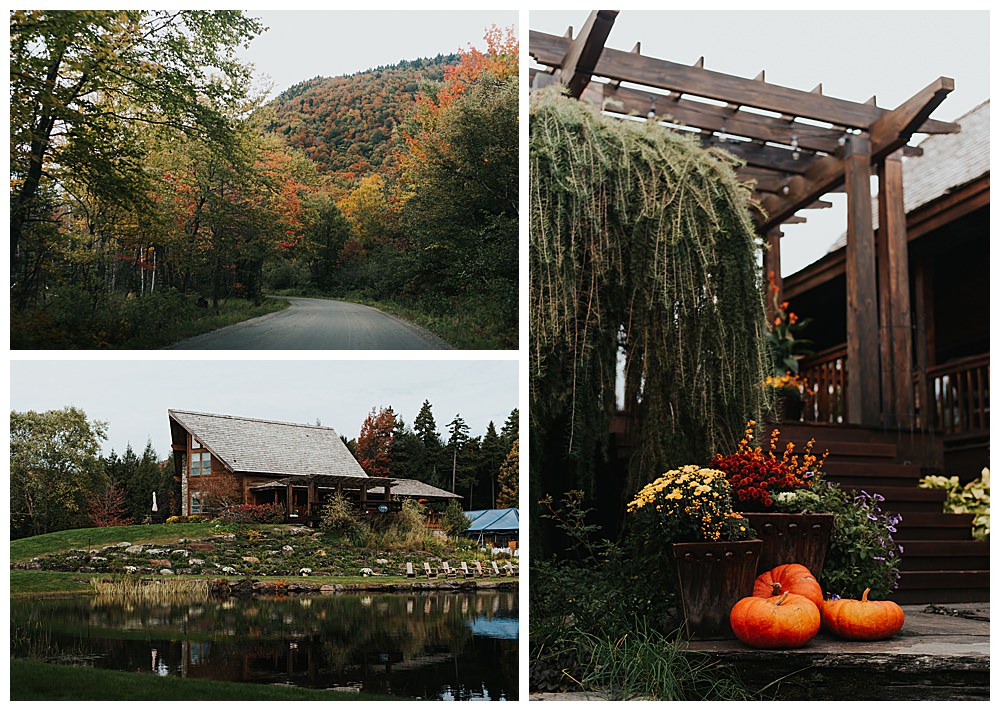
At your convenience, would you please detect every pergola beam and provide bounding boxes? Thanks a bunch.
[530,29,959,133]
[758,76,956,231]
[600,82,846,153]
[552,10,619,98]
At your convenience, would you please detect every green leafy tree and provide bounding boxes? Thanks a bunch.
[10,407,108,537]
[10,10,263,300]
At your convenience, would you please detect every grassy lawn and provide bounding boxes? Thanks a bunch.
[9,522,282,564]
[10,659,405,701]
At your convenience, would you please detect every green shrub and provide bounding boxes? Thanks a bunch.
[773,481,902,599]
[318,494,370,544]
[919,468,990,540]
[442,500,471,537]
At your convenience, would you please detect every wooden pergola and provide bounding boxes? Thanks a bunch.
[530,10,960,428]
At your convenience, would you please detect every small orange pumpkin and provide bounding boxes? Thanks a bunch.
[822,588,905,641]
[730,591,821,649]
[753,563,824,610]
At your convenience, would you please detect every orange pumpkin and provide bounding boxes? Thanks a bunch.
[822,588,905,641]
[730,591,821,649]
[753,563,824,610]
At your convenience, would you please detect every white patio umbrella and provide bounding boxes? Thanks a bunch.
[152,491,158,513]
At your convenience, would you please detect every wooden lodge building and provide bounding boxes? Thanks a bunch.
[531,11,989,603]
[169,409,460,522]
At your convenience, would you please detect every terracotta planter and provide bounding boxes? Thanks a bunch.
[671,538,762,640]
[744,512,834,580]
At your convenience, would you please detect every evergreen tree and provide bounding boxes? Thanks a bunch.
[496,438,519,509]
[104,441,169,523]
[446,414,471,494]
[478,422,506,509]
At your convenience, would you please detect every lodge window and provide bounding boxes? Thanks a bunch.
[190,490,203,514]
[191,436,205,450]
[191,451,211,476]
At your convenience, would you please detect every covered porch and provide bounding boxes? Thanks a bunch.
[249,474,398,524]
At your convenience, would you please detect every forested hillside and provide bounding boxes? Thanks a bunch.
[266,55,457,179]
[10,12,518,349]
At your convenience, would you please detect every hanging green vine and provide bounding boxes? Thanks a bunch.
[530,89,770,505]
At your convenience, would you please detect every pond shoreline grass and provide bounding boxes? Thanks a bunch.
[10,659,407,701]
[11,523,518,597]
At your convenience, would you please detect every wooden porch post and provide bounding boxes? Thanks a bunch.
[877,150,915,429]
[285,483,293,518]
[308,477,317,518]
[844,135,881,426]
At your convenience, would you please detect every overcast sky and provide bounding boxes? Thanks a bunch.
[530,10,990,276]
[238,10,518,99]
[9,359,518,458]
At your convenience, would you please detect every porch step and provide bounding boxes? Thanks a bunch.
[893,569,990,604]
[895,540,990,572]
[821,461,924,487]
[894,512,975,540]
[836,485,946,512]
[776,422,906,445]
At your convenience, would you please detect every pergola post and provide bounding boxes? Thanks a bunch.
[877,150,916,429]
[844,135,881,426]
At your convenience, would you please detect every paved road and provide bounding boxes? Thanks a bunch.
[166,296,450,350]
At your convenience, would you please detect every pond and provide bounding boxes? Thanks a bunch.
[11,589,518,700]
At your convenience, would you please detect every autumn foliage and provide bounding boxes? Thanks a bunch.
[356,406,399,477]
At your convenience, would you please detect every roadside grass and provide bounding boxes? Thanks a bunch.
[10,659,406,701]
[11,293,288,350]
[134,297,288,348]
[267,288,515,349]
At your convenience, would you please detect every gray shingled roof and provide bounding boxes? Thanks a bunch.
[826,100,989,253]
[169,409,368,479]
[388,478,463,500]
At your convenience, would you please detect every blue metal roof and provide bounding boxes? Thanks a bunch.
[464,508,519,532]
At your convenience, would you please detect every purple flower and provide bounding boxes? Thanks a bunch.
[874,556,885,561]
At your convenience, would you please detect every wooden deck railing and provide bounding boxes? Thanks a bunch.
[924,354,990,436]
[799,344,848,424]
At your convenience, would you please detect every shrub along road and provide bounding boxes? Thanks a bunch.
[165,296,450,350]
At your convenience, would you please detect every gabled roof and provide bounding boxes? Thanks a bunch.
[168,409,367,479]
[464,508,519,533]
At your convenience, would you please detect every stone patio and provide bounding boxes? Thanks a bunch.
[529,602,990,701]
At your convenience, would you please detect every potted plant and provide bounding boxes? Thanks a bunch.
[627,465,761,640]
[764,271,812,421]
[772,483,904,600]
[711,421,834,578]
